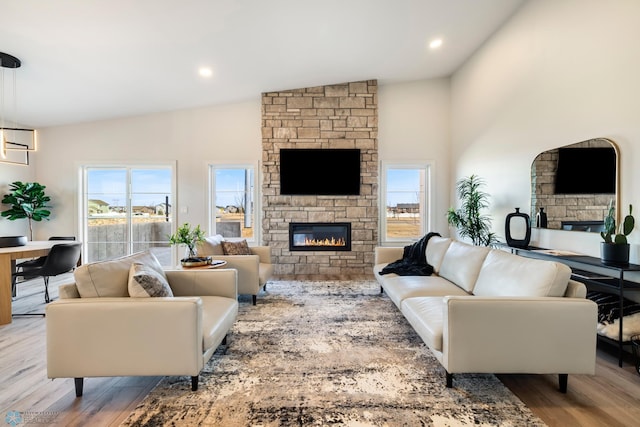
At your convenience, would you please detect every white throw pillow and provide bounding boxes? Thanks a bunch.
[128,262,174,297]
[197,234,225,256]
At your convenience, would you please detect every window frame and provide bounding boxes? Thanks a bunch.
[78,161,177,265]
[208,162,260,244]
[379,161,433,245]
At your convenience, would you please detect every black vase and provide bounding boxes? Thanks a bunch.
[536,207,548,228]
[505,208,531,249]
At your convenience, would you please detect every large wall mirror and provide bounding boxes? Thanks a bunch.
[530,138,619,232]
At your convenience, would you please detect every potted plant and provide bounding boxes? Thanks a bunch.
[447,174,497,246]
[169,223,206,263]
[600,201,634,265]
[1,181,51,240]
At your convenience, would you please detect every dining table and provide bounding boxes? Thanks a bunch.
[0,240,79,325]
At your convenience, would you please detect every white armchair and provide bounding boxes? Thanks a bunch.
[46,253,238,397]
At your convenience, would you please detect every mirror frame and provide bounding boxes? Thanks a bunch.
[530,138,620,232]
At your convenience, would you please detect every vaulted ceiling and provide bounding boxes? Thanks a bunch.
[1,0,524,128]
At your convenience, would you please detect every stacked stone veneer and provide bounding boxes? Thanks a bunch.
[531,139,614,229]
[262,80,378,276]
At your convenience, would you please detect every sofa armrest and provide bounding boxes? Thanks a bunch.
[46,297,204,378]
[165,268,237,299]
[210,255,260,295]
[442,296,597,374]
[374,247,403,265]
[59,282,81,299]
[250,246,272,264]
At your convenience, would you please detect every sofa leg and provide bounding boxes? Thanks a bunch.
[263,282,267,291]
[74,378,84,397]
[252,295,257,305]
[446,372,453,388]
[191,376,199,391]
[222,334,227,345]
[558,374,568,393]
[380,286,384,294]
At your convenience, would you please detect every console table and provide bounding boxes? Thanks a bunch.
[502,245,640,367]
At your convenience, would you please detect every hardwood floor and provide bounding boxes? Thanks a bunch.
[1,275,639,426]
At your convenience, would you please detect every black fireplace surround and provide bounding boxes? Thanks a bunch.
[289,222,351,251]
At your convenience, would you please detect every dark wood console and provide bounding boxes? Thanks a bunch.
[501,245,640,367]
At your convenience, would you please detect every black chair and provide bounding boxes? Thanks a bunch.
[15,236,76,276]
[12,243,82,305]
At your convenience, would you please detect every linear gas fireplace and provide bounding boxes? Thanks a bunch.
[289,222,351,251]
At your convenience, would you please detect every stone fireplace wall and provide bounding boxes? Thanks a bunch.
[261,80,378,276]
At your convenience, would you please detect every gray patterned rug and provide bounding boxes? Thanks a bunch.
[122,280,546,426]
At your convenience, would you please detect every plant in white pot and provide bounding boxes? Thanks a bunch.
[1,181,51,240]
[600,201,634,265]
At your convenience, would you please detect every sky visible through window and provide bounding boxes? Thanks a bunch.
[87,168,172,208]
[386,169,422,207]
[87,168,417,208]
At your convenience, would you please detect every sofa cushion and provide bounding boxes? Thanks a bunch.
[74,251,167,298]
[381,275,469,308]
[401,297,445,352]
[128,263,174,297]
[438,241,490,293]
[197,235,225,256]
[221,239,252,255]
[473,250,571,297]
[201,296,238,351]
[425,236,452,273]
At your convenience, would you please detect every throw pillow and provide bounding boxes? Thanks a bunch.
[221,239,252,255]
[128,262,174,297]
[197,234,225,256]
[75,250,167,298]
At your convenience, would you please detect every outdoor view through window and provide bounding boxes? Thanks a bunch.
[385,167,427,241]
[84,167,173,264]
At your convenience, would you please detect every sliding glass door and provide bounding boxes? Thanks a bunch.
[81,165,174,265]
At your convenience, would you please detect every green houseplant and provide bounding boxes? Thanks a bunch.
[447,174,497,246]
[169,223,205,261]
[600,201,634,264]
[1,181,51,240]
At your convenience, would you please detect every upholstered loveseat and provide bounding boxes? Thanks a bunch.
[46,251,238,396]
[197,235,273,305]
[374,236,598,392]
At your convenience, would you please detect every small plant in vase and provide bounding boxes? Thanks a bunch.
[600,201,634,264]
[169,223,206,264]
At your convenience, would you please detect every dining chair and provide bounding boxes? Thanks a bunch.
[12,243,82,305]
[13,237,76,296]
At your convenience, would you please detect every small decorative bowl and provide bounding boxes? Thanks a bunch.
[180,256,212,268]
[0,236,28,248]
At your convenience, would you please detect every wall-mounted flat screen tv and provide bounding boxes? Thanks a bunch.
[280,148,361,195]
[554,147,616,194]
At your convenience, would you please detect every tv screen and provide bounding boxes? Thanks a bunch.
[280,149,361,195]
[554,147,616,194]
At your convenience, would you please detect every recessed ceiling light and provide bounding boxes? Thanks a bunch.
[429,38,443,49]
[198,67,213,78]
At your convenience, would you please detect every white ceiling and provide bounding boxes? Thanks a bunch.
[0,0,524,128]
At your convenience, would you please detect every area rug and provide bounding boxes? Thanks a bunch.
[122,280,546,426]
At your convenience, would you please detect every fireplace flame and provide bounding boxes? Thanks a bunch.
[303,236,346,247]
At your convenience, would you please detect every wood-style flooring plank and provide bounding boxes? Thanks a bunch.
[2,275,640,427]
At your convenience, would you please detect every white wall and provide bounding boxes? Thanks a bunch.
[378,78,451,236]
[451,0,640,263]
[21,79,452,245]
[0,120,37,237]
[34,100,262,240]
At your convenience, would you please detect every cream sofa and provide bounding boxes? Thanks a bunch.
[46,251,238,397]
[374,236,598,392]
[197,236,273,305]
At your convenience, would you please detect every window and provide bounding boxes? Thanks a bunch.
[80,164,175,265]
[381,163,431,244]
[209,165,257,242]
